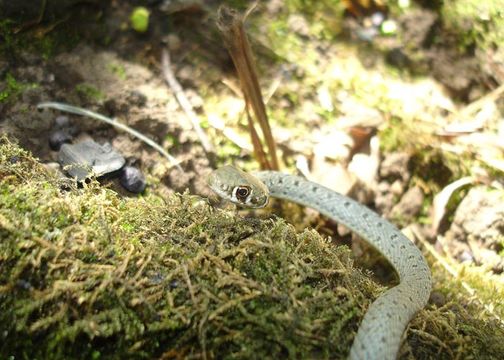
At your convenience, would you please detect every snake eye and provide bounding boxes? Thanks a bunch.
[235,186,251,201]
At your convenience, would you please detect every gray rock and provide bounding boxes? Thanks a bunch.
[58,139,125,181]
[49,130,73,151]
[391,186,424,221]
[379,152,411,182]
[449,187,504,248]
[120,166,146,193]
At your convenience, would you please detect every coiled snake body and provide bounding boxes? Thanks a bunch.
[208,166,432,360]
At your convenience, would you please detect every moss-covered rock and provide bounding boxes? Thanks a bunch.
[1,136,504,359]
[0,136,377,359]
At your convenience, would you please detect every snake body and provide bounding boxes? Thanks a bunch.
[208,166,432,360]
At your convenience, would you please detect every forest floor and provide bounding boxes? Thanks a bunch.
[1,0,503,359]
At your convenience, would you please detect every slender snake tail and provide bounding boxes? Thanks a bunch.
[208,166,432,360]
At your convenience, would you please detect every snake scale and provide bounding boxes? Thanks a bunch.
[208,166,432,360]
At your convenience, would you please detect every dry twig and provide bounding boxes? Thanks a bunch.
[217,4,279,170]
[161,48,214,155]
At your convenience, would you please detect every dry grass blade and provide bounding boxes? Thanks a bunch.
[246,107,270,169]
[161,48,214,155]
[216,4,279,170]
[450,83,504,121]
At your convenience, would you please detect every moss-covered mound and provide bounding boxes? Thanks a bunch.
[0,137,378,359]
[1,137,504,359]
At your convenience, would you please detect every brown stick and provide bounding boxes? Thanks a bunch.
[216,5,279,170]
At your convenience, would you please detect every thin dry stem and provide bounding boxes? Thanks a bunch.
[161,48,215,155]
[217,5,279,170]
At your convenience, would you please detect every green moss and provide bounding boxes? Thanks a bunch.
[216,139,242,159]
[0,13,83,60]
[442,0,504,51]
[0,72,39,104]
[1,136,503,359]
[0,136,378,359]
[284,0,346,37]
[108,63,127,80]
[0,19,16,53]
[75,83,105,102]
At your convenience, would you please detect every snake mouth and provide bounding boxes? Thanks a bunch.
[247,192,269,208]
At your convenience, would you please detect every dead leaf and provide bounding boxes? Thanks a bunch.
[432,177,474,233]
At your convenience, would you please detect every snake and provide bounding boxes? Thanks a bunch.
[208,165,432,360]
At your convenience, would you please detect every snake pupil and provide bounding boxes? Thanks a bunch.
[235,186,250,201]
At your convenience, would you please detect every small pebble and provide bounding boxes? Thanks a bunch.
[429,291,446,307]
[356,27,379,42]
[16,279,32,290]
[371,12,385,27]
[459,250,474,263]
[120,166,146,193]
[386,48,410,68]
[49,130,73,151]
[165,33,181,51]
[128,90,147,107]
[8,156,19,164]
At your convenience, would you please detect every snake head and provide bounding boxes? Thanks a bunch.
[207,165,269,208]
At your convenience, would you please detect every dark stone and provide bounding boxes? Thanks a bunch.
[58,139,125,181]
[49,130,73,151]
[379,152,411,182]
[16,279,32,290]
[8,156,19,164]
[386,48,410,69]
[128,90,148,107]
[429,291,446,307]
[120,166,146,193]
[391,186,424,220]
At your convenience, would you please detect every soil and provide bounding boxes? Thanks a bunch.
[1,0,503,357]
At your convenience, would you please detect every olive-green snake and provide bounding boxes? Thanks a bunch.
[208,166,432,360]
